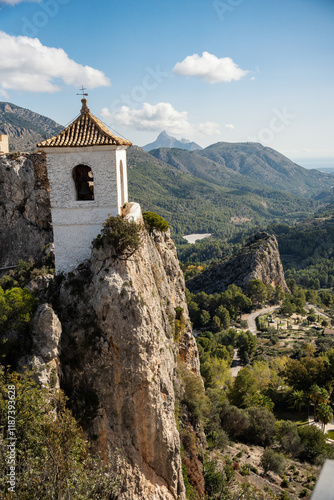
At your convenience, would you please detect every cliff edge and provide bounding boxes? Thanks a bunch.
[38,213,200,499]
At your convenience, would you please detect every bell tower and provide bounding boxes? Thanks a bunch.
[38,98,132,274]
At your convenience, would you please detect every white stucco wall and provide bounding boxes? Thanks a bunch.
[43,145,130,274]
[0,135,9,154]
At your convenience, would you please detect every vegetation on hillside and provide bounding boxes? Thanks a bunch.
[150,142,332,197]
[185,273,334,498]
[128,147,319,240]
[0,369,124,499]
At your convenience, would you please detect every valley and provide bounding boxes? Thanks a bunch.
[1,103,334,499]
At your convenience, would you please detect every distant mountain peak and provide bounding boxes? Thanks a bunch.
[142,131,202,152]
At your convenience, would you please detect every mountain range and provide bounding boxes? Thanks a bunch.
[127,146,326,238]
[0,101,62,152]
[142,131,202,152]
[1,101,333,240]
[150,142,332,198]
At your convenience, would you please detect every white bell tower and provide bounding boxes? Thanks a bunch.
[38,98,132,274]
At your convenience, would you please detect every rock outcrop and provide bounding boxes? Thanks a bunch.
[0,152,52,270]
[45,220,200,499]
[18,303,62,388]
[187,232,289,294]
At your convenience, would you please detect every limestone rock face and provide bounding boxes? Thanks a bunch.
[17,303,61,387]
[187,232,289,294]
[49,226,200,499]
[0,152,52,269]
[32,303,62,362]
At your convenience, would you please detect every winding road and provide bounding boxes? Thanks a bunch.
[246,305,281,334]
[230,305,280,377]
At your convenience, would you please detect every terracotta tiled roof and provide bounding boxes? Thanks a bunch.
[37,99,132,148]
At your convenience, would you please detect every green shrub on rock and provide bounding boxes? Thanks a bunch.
[142,211,169,233]
[92,215,141,259]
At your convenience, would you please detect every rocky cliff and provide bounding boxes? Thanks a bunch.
[187,232,289,294]
[0,152,52,270]
[25,215,200,500]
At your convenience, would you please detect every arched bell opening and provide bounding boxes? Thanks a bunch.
[72,165,94,201]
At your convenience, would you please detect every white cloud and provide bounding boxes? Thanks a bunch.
[225,123,235,129]
[173,51,248,83]
[0,31,110,93]
[101,102,220,138]
[0,0,41,4]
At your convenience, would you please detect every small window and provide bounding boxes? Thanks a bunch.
[73,165,94,201]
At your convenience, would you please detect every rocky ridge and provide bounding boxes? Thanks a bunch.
[0,101,63,152]
[24,214,200,499]
[187,232,289,294]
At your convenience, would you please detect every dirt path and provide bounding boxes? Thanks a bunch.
[231,349,242,377]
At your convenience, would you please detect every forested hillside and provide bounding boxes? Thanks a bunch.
[150,142,332,197]
[127,146,320,238]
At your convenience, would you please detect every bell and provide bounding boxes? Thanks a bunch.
[78,180,92,197]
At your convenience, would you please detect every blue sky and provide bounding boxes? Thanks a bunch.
[0,0,333,165]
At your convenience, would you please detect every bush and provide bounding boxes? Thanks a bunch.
[142,211,169,232]
[261,448,285,475]
[245,407,276,446]
[220,402,250,440]
[216,429,229,451]
[276,420,301,456]
[0,369,124,498]
[298,425,334,463]
[240,464,250,476]
[204,458,223,497]
[0,286,37,335]
[92,215,141,259]
[281,475,289,488]
[206,429,229,451]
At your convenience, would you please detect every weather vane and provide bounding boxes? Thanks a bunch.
[77,85,88,97]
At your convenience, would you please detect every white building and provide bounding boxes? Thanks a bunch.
[38,98,132,274]
[0,134,9,154]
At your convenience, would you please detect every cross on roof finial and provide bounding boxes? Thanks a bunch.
[77,85,88,97]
